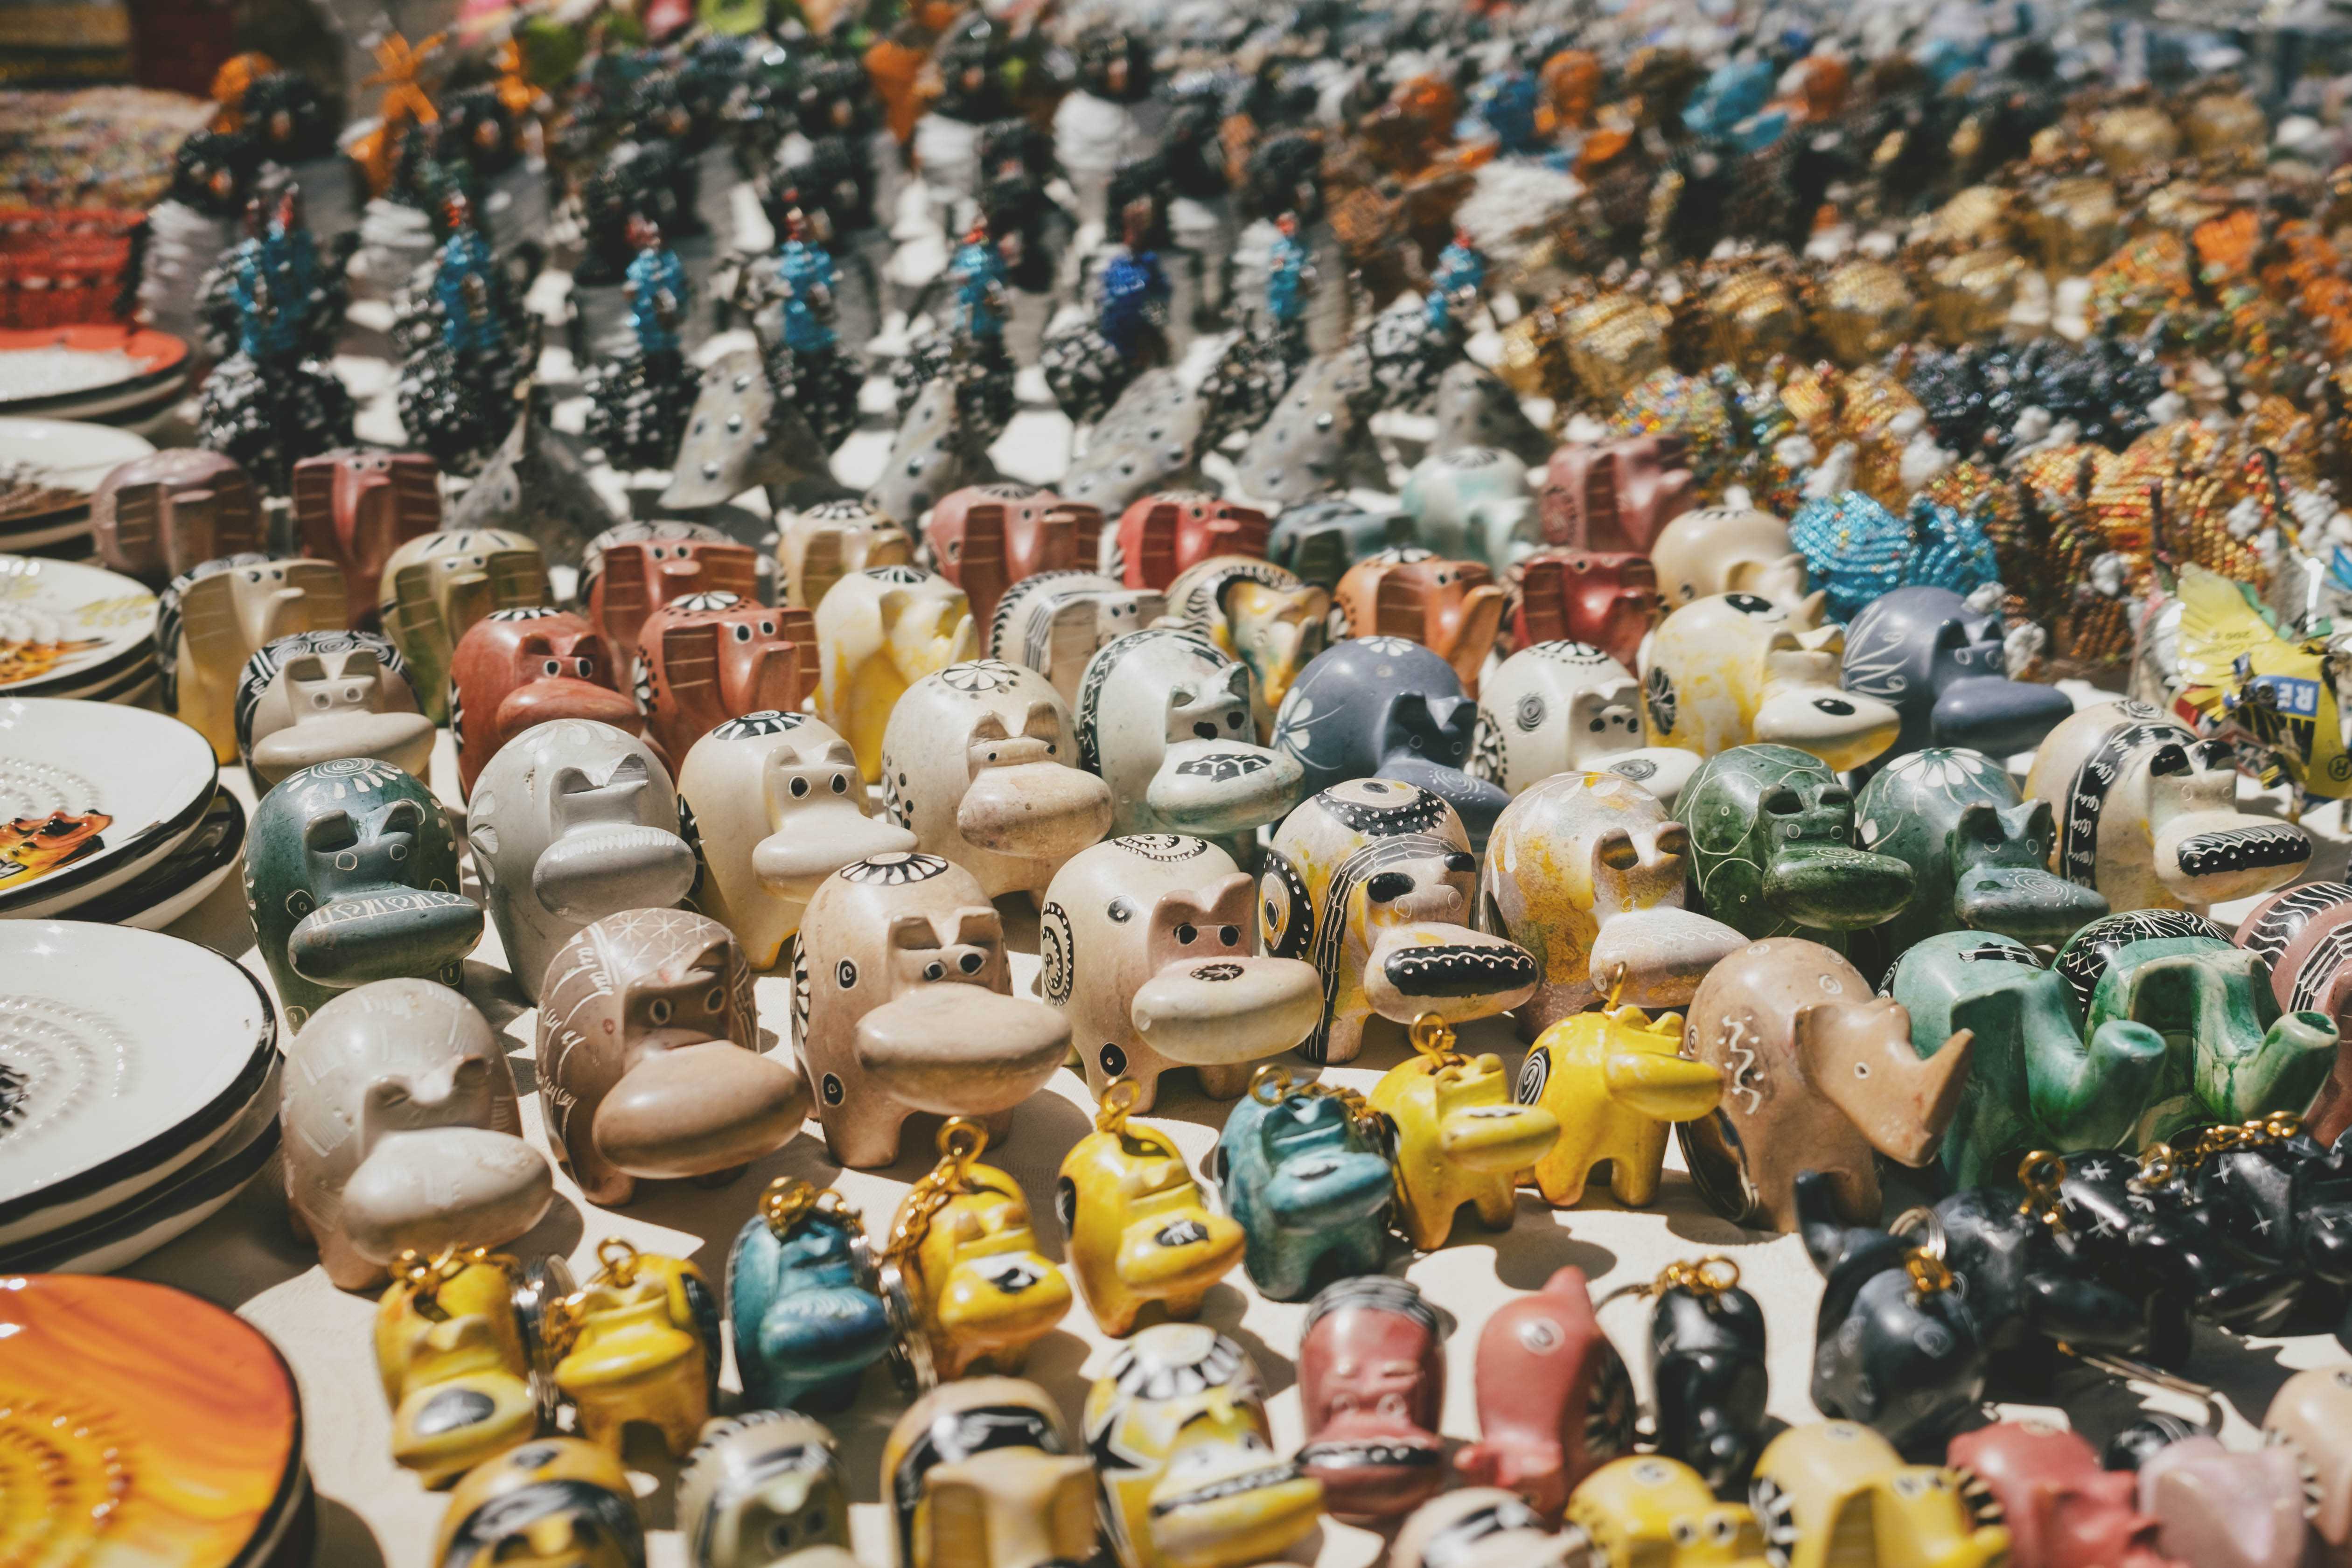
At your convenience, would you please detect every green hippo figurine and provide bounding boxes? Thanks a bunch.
[2054,910,2341,1146]
[1886,932,2168,1188]
[1856,747,2108,962]
[1682,744,1915,950]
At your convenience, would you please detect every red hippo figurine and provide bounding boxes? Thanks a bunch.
[1947,1422,2183,1568]
[1509,549,1662,669]
[583,532,762,653]
[1454,1265,1636,1521]
[1297,1276,1449,1520]
[1539,435,1696,554]
[632,592,817,766]
[1113,491,1270,590]
[923,482,1104,630]
[291,450,443,627]
[450,608,644,798]
[1333,549,1507,696]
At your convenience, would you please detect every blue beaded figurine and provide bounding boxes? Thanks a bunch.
[584,216,698,473]
[394,190,533,474]
[770,199,861,449]
[195,186,356,495]
[1201,210,1315,443]
[892,216,1018,441]
[1040,201,1171,425]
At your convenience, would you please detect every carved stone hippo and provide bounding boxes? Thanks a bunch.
[1234,348,1387,504]
[2237,881,2352,1145]
[1061,369,1208,516]
[290,449,443,626]
[1678,937,1975,1230]
[984,570,1164,708]
[1160,555,1329,735]
[1297,1275,1450,1517]
[1075,627,1305,845]
[1265,496,1417,590]
[1472,640,1700,807]
[160,553,350,764]
[793,852,1072,1167]
[1274,637,1511,850]
[778,497,914,612]
[1539,434,1695,554]
[1842,586,2075,762]
[1332,551,1505,697]
[924,482,1104,631]
[1508,549,1660,671]
[1643,592,1900,771]
[1108,492,1270,591]
[865,374,994,530]
[1432,361,1552,465]
[1401,447,1543,571]
[1681,745,1916,949]
[878,659,1112,902]
[676,711,915,970]
[678,1412,859,1568]
[631,591,816,767]
[882,1380,1095,1568]
[377,528,552,723]
[1211,1068,1394,1300]
[724,1197,892,1413]
[449,607,643,800]
[91,448,263,585]
[582,527,762,655]
[812,564,977,781]
[1648,505,1809,609]
[235,628,434,789]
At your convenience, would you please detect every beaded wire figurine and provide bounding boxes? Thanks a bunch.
[195,187,357,495]
[584,217,698,473]
[395,191,533,474]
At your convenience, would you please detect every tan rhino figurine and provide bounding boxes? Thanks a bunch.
[1040,834,1323,1108]
[813,565,978,781]
[676,711,916,970]
[1641,591,1900,771]
[985,571,1166,708]
[1160,555,1330,737]
[536,908,811,1205]
[377,528,552,722]
[793,853,1072,1168]
[281,978,554,1290]
[1647,506,1808,609]
[159,553,349,764]
[1678,938,1975,1230]
[779,497,914,612]
[878,660,1112,903]
[235,628,436,789]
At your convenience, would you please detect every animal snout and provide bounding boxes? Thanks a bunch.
[253,709,436,784]
[495,678,642,752]
[956,760,1114,857]
[288,889,484,986]
[1754,685,1899,771]
[1438,1100,1560,1174]
[2172,823,2311,880]
[1378,939,1539,1001]
[1131,955,1322,1063]
[753,809,917,894]
[592,1041,808,1178]
[1145,741,1305,835]
[1761,844,1915,930]
[341,1126,552,1265]
[854,988,1070,1115]
[1588,907,1746,1010]
[1929,675,2075,758]
[1951,866,2108,948]
[530,823,697,919]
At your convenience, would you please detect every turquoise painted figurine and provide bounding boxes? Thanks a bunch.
[244,756,483,1031]
[724,1178,892,1413]
[1680,744,1914,949]
[1886,932,2169,1188]
[1211,1066,1394,1302]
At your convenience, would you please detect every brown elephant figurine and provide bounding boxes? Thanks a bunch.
[924,482,1104,631]
[1333,550,1506,696]
[290,450,443,625]
[91,449,263,585]
[632,592,817,767]
[583,528,762,654]
[450,607,643,799]
[1508,549,1661,672]
[1678,938,1975,1230]
[1538,435,1696,554]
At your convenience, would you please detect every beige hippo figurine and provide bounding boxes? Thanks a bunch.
[281,979,554,1290]
[778,497,914,612]
[812,564,977,781]
[536,909,811,1206]
[159,553,349,763]
[235,628,436,788]
[1480,771,1746,1038]
[1160,555,1330,736]
[984,570,1165,708]
[878,659,1113,903]
[1473,640,1703,806]
[1262,780,1540,1064]
[793,852,1073,1167]
[1040,834,1323,1108]
[377,528,553,722]
[1641,591,1900,770]
[1647,506,1809,609]
[676,711,916,970]
[1679,937,1976,1230]
[2023,699,2314,914]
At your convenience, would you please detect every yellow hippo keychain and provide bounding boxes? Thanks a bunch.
[885,1116,1072,1383]
[1369,1015,1560,1250]
[1057,1080,1246,1336]
[376,1246,539,1487]
[541,1237,720,1459]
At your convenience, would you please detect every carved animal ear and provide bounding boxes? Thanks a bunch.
[1953,801,2007,848]
[303,809,356,852]
[889,913,939,950]
[954,907,1000,948]
[967,711,1010,743]
[339,648,383,678]
[1020,700,1060,740]
[877,588,913,626]
[378,799,426,836]
[284,654,330,684]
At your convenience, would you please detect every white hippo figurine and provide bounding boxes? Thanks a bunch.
[1473,640,1702,808]
[1640,591,1900,771]
[1399,447,1544,571]
[813,564,978,781]
[984,570,1165,708]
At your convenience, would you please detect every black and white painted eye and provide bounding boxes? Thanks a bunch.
[1220,926,1240,944]
[1854,1061,1871,1078]
[733,624,754,641]
[924,960,945,981]
[704,986,726,1010]
[760,620,776,636]
[649,998,673,1024]
[573,658,594,677]
[1672,1522,1700,1547]
[831,774,849,794]
[1710,1516,1738,1543]
[790,776,811,797]
[958,951,984,973]
[543,659,563,676]
[1177,924,1198,943]
[310,690,333,709]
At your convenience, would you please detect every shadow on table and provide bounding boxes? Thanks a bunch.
[312,1494,387,1568]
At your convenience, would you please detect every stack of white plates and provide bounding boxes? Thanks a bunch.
[0,325,193,428]
[0,699,219,923]
[0,417,157,560]
[0,554,160,703]
[0,921,280,1273]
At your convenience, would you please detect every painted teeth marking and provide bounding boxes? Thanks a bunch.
[1149,1463,1304,1515]
[1298,1440,1442,1468]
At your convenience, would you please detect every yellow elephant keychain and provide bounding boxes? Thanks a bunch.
[376,1246,539,1487]
[1368,1015,1560,1251]
[539,1237,720,1458]
[1057,1080,1246,1337]
[883,1116,1072,1385]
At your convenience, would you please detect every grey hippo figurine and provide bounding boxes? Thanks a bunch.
[1681,744,1915,951]
[1840,586,2075,763]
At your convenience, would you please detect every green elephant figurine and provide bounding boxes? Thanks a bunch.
[2055,910,2341,1146]
[1887,931,2168,1188]
[1856,747,2108,962]
[1682,744,1915,950]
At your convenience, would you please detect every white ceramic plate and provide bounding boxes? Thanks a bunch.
[63,787,243,932]
[0,699,216,918]
[0,417,155,493]
[0,513,94,551]
[23,653,159,705]
[0,554,157,694]
[0,921,276,1245]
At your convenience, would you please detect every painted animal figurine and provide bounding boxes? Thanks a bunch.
[1433,361,1552,465]
[678,1411,858,1568]
[984,571,1165,708]
[1566,1456,1766,1568]
[886,1119,1072,1380]
[1842,587,2074,763]
[1394,1491,1570,1568]
[1647,1261,1769,1496]
[1297,1275,1448,1519]
[814,565,977,781]
[444,384,622,569]
[1038,835,1319,1109]
[581,519,776,613]
[1679,938,1975,1230]
[676,711,915,971]
[1232,349,1389,505]
[1332,552,1505,697]
[1680,746,1916,949]
[1369,1025,1560,1250]
[1453,1265,1635,1521]
[1856,747,2108,960]
[1402,447,1543,570]
[245,758,483,1031]
[432,1440,642,1568]
[285,980,552,1291]
[1509,550,1661,672]
[290,449,442,621]
[467,721,697,1003]
[1075,627,1305,845]
[725,1179,891,1413]
[632,592,816,766]
[1266,497,1416,591]
[1056,1089,1244,1337]
[779,498,914,612]
[2237,881,2352,1144]
[1516,1006,1723,1207]
[2022,701,2314,914]
[1748,1422,2010,1568]
[91,448,264,585]
[548,1239,721,1458]
[878,660,1112,903]
[1539,435,1696,555]
[1643,592,1900,770]
[2139,1440,2311,1568]
[1109,491,1270,590]
[661,344,836,514]
[1058,369,1209,517]
[449,607,641,800]
[880,1378,1096,1568]
[1886,934,2167,1189]
[864,374,994,533]
[235,628,434,788]
[1473,641,1700,806]
[795,853,1071,1167]
[1262,780,1539,1065]
[375,1248,539,1486]
[1481,769,1746,1035]
[160,553,350,764]
[584,529,762,655]
[1945,1422,2177,1568]
[377,528,551,723]
[535,909,809,1205]
[1929,1178,2150,1381]
[1648,506,1808,609]
[1272,636,1510,850]
[2264,1367,2352,1568]
[1159,555,1329,735]
[924,483,1104,631]
[1210,1068,1395,1302]
[1082,1323,1325,1568]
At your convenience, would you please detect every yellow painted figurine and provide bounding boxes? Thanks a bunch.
[1056,1081,1246,1336]
[376,1247,540,1487]
[887,1117,1072,1381]
[434,1436,645,1568]
[1568,1455,1768,1568]
[881,1376,1097,1568]
[544,1238,720,1459]
[1518,1005,1723,1207]
[1748,1422,2009,1568]
[1369,1017,1559,1250]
